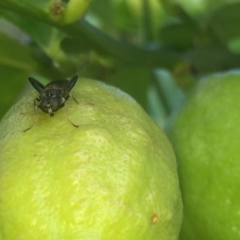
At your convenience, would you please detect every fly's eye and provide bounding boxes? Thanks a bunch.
[49,93,57,98]
[39,100,50,113]
[49,98,60,111]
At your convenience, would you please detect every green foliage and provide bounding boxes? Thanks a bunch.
[1,0,240,126]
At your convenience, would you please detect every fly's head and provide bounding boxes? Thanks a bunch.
[38,89,65,116]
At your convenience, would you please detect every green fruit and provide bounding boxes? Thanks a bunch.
[49,0,91,24]
[0,79,182,239]
[168,71,240,240]
[62,0,91,24]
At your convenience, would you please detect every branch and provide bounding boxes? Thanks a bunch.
[0,1,183,69]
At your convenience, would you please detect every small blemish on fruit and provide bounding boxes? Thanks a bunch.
[151,214,158,224]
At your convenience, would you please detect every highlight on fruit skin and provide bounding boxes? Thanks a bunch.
[0,78,182,239]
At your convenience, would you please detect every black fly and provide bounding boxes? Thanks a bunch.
[23,75,79,132]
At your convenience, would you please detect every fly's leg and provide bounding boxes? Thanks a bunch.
[22,100,39,132]
[65,104,79,128]
[69,94,79,104]
[69,94,94,107]
[72,95,95,107]
[65,95,94,128]
[66,94,84,127]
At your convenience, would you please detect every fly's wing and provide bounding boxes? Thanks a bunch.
[28,77,44,93]
[67,75,78,93]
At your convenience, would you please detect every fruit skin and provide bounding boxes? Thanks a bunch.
[168,71,240,240]
[0,79,182,239]
[62,0,91,24]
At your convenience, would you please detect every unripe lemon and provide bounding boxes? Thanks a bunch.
[0,79,182,239]
[168,71,240,240]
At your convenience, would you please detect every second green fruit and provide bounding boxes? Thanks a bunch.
[169,71,240,240]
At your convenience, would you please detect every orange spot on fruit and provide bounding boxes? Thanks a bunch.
[151,214,158,224]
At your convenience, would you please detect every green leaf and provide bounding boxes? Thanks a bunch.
[114,0,138,32]
[0,65,29,120]
[0,1,183,70]
[205,2,240,44]
[160,21,197,50]
[108,67,152,110]
[0,33,37,71]
[89,0,139,33]
[1,0,49,19]
[184,46,240,72]
[60,36,107,55]
[159,5,204,50]
[0,9,53,48]
[0,9,75,73]
[88,0,114,28]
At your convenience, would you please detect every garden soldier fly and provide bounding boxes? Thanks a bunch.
[23,75,79,132]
